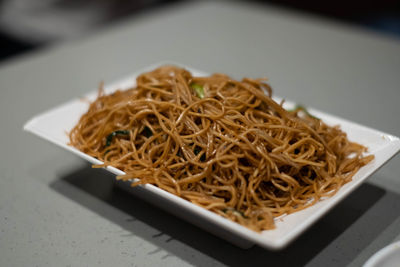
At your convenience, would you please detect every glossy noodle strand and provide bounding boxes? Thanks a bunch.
[69,66,374,232]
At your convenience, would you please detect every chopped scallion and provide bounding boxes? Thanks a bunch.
[288,105,319,120]
[142,126,153,138]
[190,83,205,99]
[105,130,130,147]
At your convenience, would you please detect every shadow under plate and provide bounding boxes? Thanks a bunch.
[50,163,400,267]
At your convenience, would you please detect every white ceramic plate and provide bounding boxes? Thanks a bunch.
[364,241,400,267]
[24,63,400,250]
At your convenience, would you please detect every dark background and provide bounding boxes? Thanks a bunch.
[1,0,399,63]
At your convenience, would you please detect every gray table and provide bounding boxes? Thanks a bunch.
[1,1,399,266]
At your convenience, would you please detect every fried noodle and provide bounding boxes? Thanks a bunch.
[69,66,374,231]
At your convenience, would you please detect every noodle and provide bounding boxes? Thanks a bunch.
[69,65,374,231]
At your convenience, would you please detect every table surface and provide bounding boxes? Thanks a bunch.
[1,1,400,266]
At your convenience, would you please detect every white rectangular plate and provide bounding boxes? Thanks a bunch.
[24,63,400,250]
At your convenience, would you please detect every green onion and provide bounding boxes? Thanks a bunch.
[105,130,130,147]
[222,208,248,218]
[142,126,153,138]
[288,105,319,120]
[190,83,205,99]
[193,146,206,161]
[194,146,201,155]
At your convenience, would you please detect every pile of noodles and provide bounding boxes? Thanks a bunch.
[69,66,374,231]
